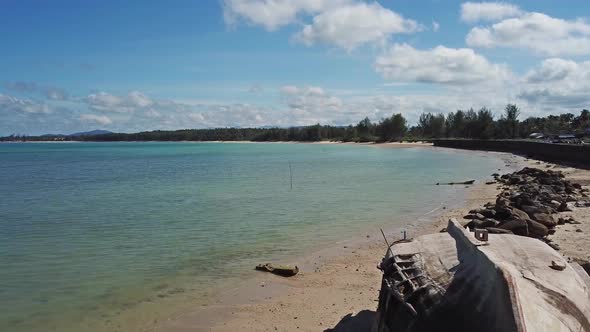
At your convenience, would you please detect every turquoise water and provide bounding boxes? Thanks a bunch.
[0,142,504,332]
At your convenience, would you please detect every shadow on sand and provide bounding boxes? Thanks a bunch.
[324,310,375,332]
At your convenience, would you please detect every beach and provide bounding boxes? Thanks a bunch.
[156,146,590,332]
[2,142,588,332]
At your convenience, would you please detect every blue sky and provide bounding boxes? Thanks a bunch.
[1,0,590,135]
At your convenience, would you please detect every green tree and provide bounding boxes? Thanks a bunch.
[504,104,520,138]
[377,113,407,141]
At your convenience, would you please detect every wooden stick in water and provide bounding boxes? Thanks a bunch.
[289,161,293,190]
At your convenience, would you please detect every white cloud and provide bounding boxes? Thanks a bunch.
[466,12,590,56]
[518,58,590,109]
[432,21,440,32]
[524,58,579,83]
[127,91,153,108]
[0,94,52,114]
[222,0,351,31]
[85,91,153,113]
[375,43,512,84]
[44,87,68,101]
[295,2,420,50]
[278,85,344,124]
[80,114,113,125]
[280,85,325,96]
[460,2,522,23]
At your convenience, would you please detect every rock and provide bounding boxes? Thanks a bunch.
[510,207,532,221]
[531,213,557,227]
[496,196,511,207]
[547,242,561,251]
[548,200,561,209]
[494,205,513,220]
[463,213,485,220]
[475,209,497,218]
[557,202,571,212]
[576,229,583,233]
[550,260,566,271]
[527,219,549,238]
[520,204,554,217]
[485,181,497,185]
[486,227,513,234]
[498,218,527,231]
[482,218,500,227]
[255,263,299,277]
[467,218,498,229]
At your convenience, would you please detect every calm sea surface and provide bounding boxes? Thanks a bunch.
[0,142,505,332]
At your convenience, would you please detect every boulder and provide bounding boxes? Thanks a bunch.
[486,227,513,234]
[526,219,549,238]
[464,213,485,220]
[532,213,557,227]
[557,202,571,212]
[510,207,531,222]
[520,204,553,217]
[499,218,527,231]
[496,196,511,207]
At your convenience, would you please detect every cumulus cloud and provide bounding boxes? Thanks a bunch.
[460,2,522,23]
[518,58,590,108]
[375,43,512,84]
[0,94,52,114]
[466,12,590,56]
[44,87,68,101]
[524,58,579,83]
[277,85,346,124]
[85,91,153,113]
[432,21,440,32]
[80,114,113,125]
[295,2,420,50]
[222,0,351,31]
[280,85,325,96]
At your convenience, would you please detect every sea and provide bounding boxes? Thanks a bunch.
[0,142,507,332]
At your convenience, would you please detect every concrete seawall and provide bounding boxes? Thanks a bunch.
[433,139,590,166]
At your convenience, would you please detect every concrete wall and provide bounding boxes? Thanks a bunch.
[433,139,590,166]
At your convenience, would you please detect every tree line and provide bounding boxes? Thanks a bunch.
[2,105,589,142]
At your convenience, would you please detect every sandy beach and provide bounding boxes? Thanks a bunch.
[152,146,590,332]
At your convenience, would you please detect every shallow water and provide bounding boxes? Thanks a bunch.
[0,142,505,332]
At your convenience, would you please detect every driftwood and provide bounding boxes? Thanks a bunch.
[255,263,299,277]
[436,180,475,185]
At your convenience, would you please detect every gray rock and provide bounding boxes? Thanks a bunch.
[550,260,566,271]
[527,219,549,238]
[486,227,513,234]
[499,218,527,231]
[532,213,557,227]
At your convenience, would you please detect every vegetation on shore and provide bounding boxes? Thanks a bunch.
[2,105,589,142]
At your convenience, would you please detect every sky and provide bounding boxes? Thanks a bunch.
[1,0,590,135]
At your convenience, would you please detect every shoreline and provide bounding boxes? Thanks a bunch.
[154,149,529,332]
[0,140,433,147]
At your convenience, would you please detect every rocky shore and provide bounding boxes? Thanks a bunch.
[463,167,590,272]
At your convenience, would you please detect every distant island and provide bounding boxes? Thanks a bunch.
[2,105,589,143]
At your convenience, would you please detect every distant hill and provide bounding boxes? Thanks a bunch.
[68,130,113,137]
